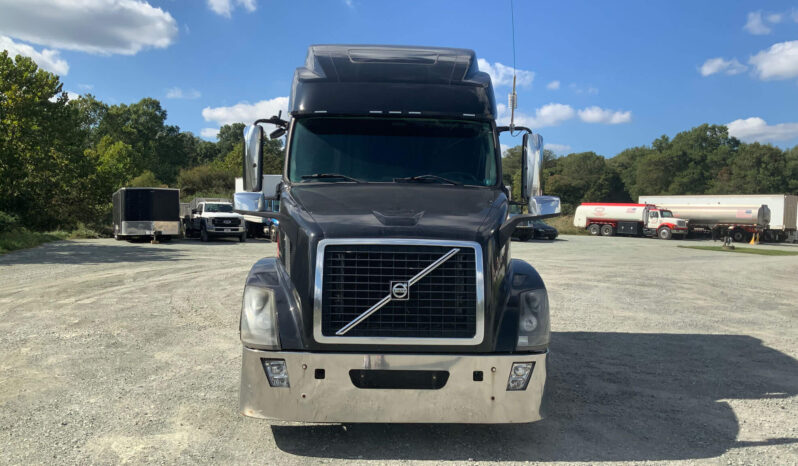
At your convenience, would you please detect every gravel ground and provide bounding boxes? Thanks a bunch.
[1,235,796,465]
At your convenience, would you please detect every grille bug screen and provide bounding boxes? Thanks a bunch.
[321,245,477,338]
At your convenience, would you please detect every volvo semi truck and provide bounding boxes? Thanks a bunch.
[573,202,688,239]
[234,45,561,424]
[639,195,792,242]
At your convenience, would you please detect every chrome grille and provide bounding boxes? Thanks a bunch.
[212,217,240,226]
[319,243,479,340]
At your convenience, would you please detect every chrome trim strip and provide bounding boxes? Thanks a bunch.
[313,238,485,346]
[335,247,460,335]
[407,247,460,286]
[335,294,392,335]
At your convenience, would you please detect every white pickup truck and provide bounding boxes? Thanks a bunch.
[183,198,246,242]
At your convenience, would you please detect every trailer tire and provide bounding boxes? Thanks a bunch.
[200,226,209,242]
[658,227,673,240]
[600,225,615,236]
[732,229,746,243]
[588,224,601,236]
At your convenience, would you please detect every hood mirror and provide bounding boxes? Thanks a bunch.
[521,131,561,216]
[243,125,263,192]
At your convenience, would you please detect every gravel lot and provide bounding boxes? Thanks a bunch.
[1,235,796,465]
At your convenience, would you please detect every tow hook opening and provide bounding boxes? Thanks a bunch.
[349,370,449,390]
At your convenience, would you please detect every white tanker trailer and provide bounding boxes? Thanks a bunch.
[639,195,792,242]
[573,203,688,239]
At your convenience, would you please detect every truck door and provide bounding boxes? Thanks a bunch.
[193,203,203,230]
[647,210,659,229]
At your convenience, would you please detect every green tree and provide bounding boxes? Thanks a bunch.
[713,143,787,194]
[0,52,93,229]
[128,170,164,188]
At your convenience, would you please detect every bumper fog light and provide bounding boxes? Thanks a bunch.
[262,359,290,387]
[506,362,535,391]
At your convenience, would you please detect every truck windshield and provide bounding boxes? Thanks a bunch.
[205,203,233,213]
[661,210,673,218]
[288,117,497,186]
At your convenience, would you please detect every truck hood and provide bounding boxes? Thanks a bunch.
[289,184,501,241]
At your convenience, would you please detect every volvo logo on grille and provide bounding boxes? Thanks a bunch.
[390,281,409,300]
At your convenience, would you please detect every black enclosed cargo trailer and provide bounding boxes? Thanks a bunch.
[112,188,181,241]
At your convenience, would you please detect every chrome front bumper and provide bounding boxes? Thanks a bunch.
[240,348,547,423]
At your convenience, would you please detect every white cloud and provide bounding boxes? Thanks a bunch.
[0,35,69,75]
[0,0,177,55]
[166,87,201,99]
[545,143,571,154]
[500,144,510,156]
[727,117,798,142]
[78,83,93,90]
[497,102,575,128]
[699,57,748,76]
[48,90,79,103]
[200,128,220,139]
[477,58,534,87]
[207,0,256,17]
[744,11,771,34]
[343,0,354,8]
[577,106,632,124]
[765,13,783,23]
[569,83,598,95]
[546,80,560,90]
[202,96,289,127]
[749,40,798,80]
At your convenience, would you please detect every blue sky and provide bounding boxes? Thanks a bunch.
[2,0,798,156]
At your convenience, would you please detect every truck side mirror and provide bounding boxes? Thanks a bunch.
[243,125,264,192]
[521,132,561,217]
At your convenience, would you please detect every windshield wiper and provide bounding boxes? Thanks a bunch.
[301,173,363,183]
[394,174,461,185]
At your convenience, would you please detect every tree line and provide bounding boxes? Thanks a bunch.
[0,52,282,232]
[2,51,797,234]
[503,125,798,213]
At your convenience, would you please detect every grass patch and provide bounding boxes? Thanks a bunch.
[0,228,70,254]
[545,215,589,236]
[678,245,798,256]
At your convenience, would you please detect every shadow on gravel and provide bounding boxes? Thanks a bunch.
[271,332,798,462]
[0,240,186,265]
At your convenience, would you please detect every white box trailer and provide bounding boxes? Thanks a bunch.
[639,194,797,242]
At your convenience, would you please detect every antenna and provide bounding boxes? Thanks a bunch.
[508,0,518,134]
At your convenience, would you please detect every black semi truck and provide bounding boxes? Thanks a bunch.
[112,187,180,242]
[236,45,560,423]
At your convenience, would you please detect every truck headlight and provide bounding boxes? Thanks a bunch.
[240,286,280,349]
[516,289,550,350]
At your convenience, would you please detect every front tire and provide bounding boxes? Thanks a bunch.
[588,224,601,236]
[658,227,673,240]
[239,232,246,243]
[200,226,209,242]
[600,225,615,236]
